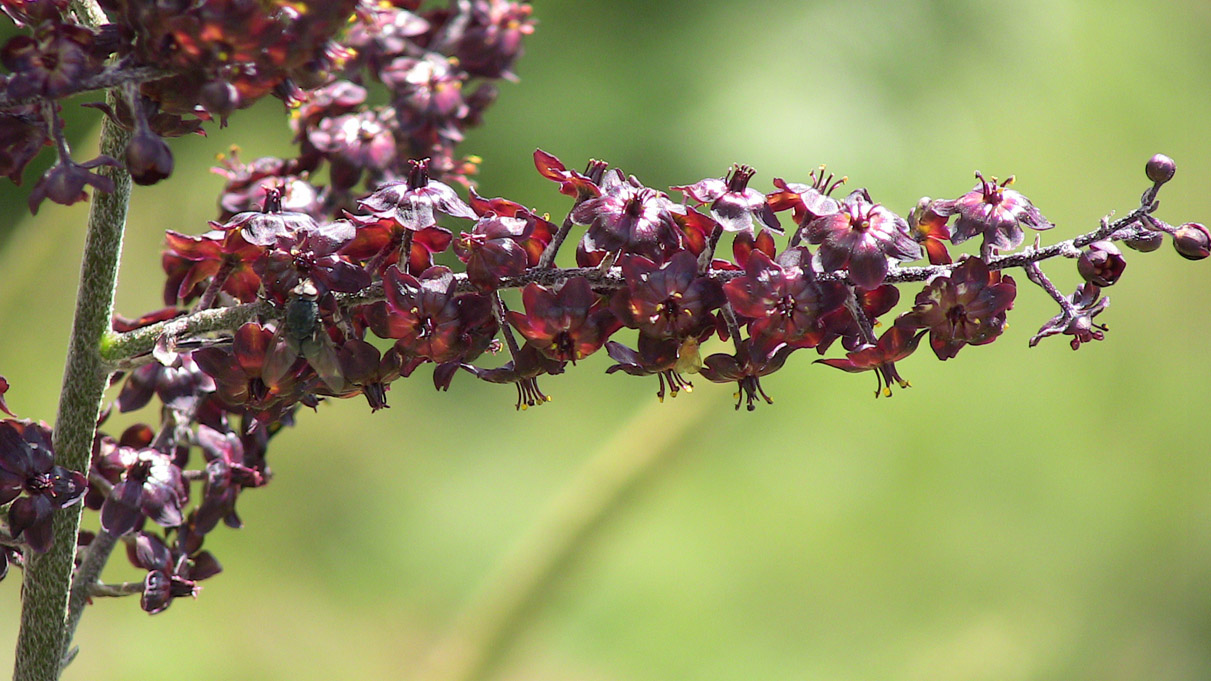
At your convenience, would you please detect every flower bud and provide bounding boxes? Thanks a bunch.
[199,80,240,123]
[1145,154,1176,185]
[124,128,174,186]
[1123,230,1163,252]
[1077,240,1126,286]
[1173,222,1211,260]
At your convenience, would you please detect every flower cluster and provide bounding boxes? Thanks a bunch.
[0,0,534,213]
[0,0,359,207]
[216,0,536,220]
[138,147,1200,432]
[3,2,1207,638]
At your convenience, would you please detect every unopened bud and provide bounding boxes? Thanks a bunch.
[1123,230,1163,252]
[1077,240,1126,286]
[1145,154,1176,185]
[1173,222,1211,260]
[124,128,174,186]
[199,80,240,123]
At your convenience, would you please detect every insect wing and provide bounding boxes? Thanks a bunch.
[262,322,301,389]
[302,330,345,393]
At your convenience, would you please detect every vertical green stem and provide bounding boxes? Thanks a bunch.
[416,399,712,681]
[12,91,131,680]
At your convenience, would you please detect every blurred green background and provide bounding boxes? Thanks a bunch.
[4,1,1211,679]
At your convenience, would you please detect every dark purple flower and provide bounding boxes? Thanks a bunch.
[571,170,683,262]
[193,322,315,425]
[698,338,794,411]
[907,197,953,265]
[305,109,397,191]
[814,283,901,354]
[100,447,187,537]
[0,105,50,185]
[441,0,535,79]
[2,22,104,100]
[605,335,700,402]
[1077,240,1126,287]
[255,219,371,304]
[730,228,777,269]
[454,212,549,291]
[192,425,266,535]
[27,154,119,214]
[507,277,622,364]
[126,531,221,615]
[211,152,323,220]
[0,374,12,418]
[533,149,607,200]
[461,344,564,410]
[723,248,846,345]
[333,338,406,411]
[611,251,723,340]
[380,53,469,141]
[378,265,498,363]
[357,158,477,230]
[666,204,722,265]
[291,80,367,136]
[0,419,87,553]
[766,171,844,229]
[898,257,1017,360]
[343,215,454,275]
[343,2,430,68]
[1029,282,1110,350]
[815,323,926,397]
[934,173,1052,250]
[673,164,781,236]
[802,189,921,289]
[210,187,318,248]
[163,229,263,305]
[116,351,217,414]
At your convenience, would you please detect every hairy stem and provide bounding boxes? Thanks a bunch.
[416,397,713,681]
[62,528,119,649]
[0,64,171,109]
[88,581,144,598]
[14,4,130,678]
[842,286,878,346]
[13,100,131,681]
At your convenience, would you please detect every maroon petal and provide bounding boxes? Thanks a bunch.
[10,495,53,552]
[100,479,144,536]
[846,248,889,290]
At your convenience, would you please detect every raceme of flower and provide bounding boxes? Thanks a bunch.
[0,6,1208,680]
